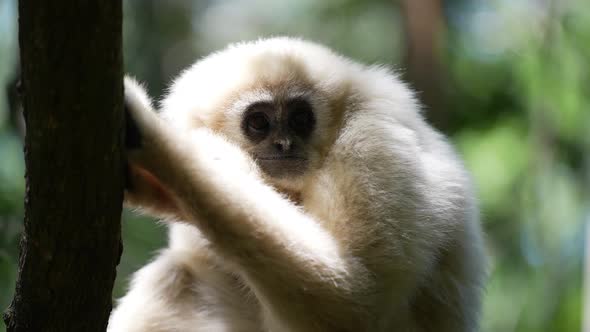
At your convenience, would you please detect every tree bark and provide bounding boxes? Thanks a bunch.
[3,1,124,331]
[400,0,448,131]
[5,68,24,137]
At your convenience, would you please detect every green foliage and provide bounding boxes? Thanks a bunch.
[448,1,589,330]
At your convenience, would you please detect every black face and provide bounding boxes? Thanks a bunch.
[241,97,316,178]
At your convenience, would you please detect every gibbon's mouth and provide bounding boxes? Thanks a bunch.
[255,155,309,178]
[256,155,307,161]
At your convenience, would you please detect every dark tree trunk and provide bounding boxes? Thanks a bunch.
[3,1,124,332]
[6,68,24,137]
[400,0,448,131]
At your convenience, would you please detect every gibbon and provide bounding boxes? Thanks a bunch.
[108,37,486,332]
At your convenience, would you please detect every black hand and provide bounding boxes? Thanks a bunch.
[125,102,143,150]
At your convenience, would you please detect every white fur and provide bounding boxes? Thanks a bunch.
[108,37,486,332]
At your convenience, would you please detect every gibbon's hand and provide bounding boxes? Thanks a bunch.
[122,80,182,218]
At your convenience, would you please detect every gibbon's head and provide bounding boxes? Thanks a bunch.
[160,37,418,189]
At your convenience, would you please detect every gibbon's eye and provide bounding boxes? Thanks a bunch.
[287,98,315,137]
[246,112,270,132]
[242,102,274,141]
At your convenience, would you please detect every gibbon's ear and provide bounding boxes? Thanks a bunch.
[123,77,181,219]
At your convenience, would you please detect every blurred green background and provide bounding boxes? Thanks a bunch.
[1,0,589,331]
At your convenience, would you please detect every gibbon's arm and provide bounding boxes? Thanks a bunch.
[123,79,371,331]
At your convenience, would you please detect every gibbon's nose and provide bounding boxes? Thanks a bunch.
[273,138,292,152]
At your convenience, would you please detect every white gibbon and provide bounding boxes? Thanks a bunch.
[108,37,486,332]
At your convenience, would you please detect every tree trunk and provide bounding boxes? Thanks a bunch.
[3,1,124,331]
[400,0,448,131]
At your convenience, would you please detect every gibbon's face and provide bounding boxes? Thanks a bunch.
[160,38,345,185]
[240,94,316,179]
